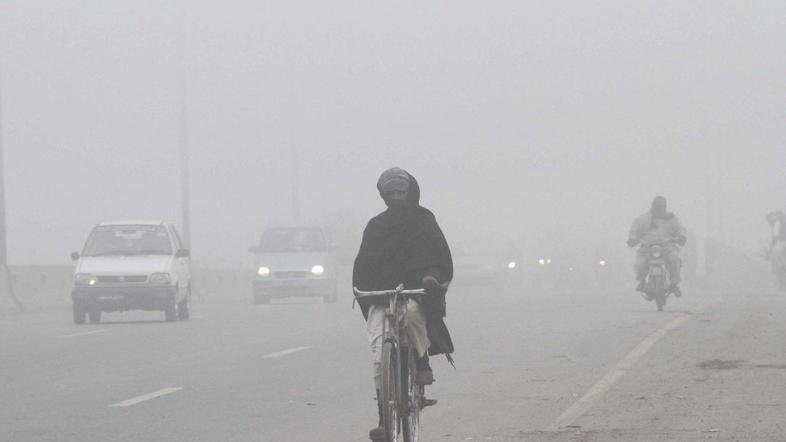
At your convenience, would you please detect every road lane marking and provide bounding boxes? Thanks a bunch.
[59,329,107,338]
[545,300,718,432]
[109,387,182,407]
[263,346,311,359]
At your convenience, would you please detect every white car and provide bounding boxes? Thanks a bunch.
[70,220,191,324]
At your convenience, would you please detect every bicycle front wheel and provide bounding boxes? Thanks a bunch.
[380,341,400,442]
[402,347,421,442]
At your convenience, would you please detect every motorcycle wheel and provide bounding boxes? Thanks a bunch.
[651,274,666,312]
[654,292,666,311]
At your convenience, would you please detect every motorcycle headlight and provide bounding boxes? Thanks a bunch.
[507,261,517,269]
[150,273,172,285]
[599,260,607,267]
[257,266,271,277]
[74,273,97,286]
[311,265,325,276]
[651,252,662,259]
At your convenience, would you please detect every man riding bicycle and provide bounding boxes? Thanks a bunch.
[353,167,454,441]
[627,196,687,297]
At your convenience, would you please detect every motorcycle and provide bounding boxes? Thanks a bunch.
[770,244,786,291]
[641,240,679,312]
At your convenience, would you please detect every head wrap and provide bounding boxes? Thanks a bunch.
[651,196,667,210]
[377,167,411,196]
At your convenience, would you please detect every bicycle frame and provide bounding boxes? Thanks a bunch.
[383,290,403,417]
[355,284,427,441]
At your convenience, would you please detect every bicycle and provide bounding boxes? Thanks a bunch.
[354,284,430,442]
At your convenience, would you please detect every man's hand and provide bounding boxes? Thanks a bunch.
[676,235,687,246]
[626,238,639,248]
[421,276,446,296]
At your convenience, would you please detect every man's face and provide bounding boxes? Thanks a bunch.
[384,190,408,201]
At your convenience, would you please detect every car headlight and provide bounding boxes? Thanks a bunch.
[507,261,517,269]
[311,265,325,276]
[257,266,271,277]
[599,260,607,267]
[150,273,172,285]
[74,273,97,286]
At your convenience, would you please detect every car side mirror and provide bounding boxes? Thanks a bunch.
[248,246,260,253]
[70,252,80,261]
[176,249,190,258]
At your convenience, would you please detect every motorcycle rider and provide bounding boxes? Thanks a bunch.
[627,196,687,297]
[353,167,454,441]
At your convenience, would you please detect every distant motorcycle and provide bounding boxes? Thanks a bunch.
[769,245,786,291]
[641,240,679,312]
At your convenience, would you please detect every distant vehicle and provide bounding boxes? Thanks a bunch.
[70,220,191,324]
[769,248,786,291]
[249,226,337,304]
[530,239,627,291]
[452,244,523,292]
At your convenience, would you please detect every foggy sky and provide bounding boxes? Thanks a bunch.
[1,1,784,266]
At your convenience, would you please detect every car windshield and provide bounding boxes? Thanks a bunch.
[82,225,173,256]
[259,228,326,253]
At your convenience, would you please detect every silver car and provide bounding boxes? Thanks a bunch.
[249,227,337,304]
[70,220,191,323]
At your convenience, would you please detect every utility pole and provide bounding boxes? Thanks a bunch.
[705,148,713,239]
[176,16,190,247]
[290,144,301,223]
[0,64,22,311]
[0,67,7,267]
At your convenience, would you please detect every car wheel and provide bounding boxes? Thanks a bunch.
[88,309,101,324]
[254,293,270,304]
[73,302,87,325]
[177,288,190,320]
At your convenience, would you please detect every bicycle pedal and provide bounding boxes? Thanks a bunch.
[422,398,438,408]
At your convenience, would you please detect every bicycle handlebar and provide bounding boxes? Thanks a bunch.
[353,285,427,298]
[644,238,680,247]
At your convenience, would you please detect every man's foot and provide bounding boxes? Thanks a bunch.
[670,284,682,298]
[636,281,646,292]
[415,369,434,385]
[414,354,434,385]
[422,397,438,408]
[369,427,384,441]
[369,391,384,441]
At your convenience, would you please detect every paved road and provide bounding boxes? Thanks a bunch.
[2,282,786,441]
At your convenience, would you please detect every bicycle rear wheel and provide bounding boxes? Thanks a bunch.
[402,347,421,442]
[380,341,400,441]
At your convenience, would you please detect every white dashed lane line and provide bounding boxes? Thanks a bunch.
[58,329,108,338]
[109,387,183,408]
[263,346,311,359]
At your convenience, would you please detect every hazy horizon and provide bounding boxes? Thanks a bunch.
[1,1,784,266]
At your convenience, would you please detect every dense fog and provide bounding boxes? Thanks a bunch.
[1,1,784,266]
[5,4,786,442]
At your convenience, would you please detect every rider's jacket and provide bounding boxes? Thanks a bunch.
[629,211,686,247]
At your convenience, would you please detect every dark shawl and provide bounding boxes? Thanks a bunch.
[353,174,454,357]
